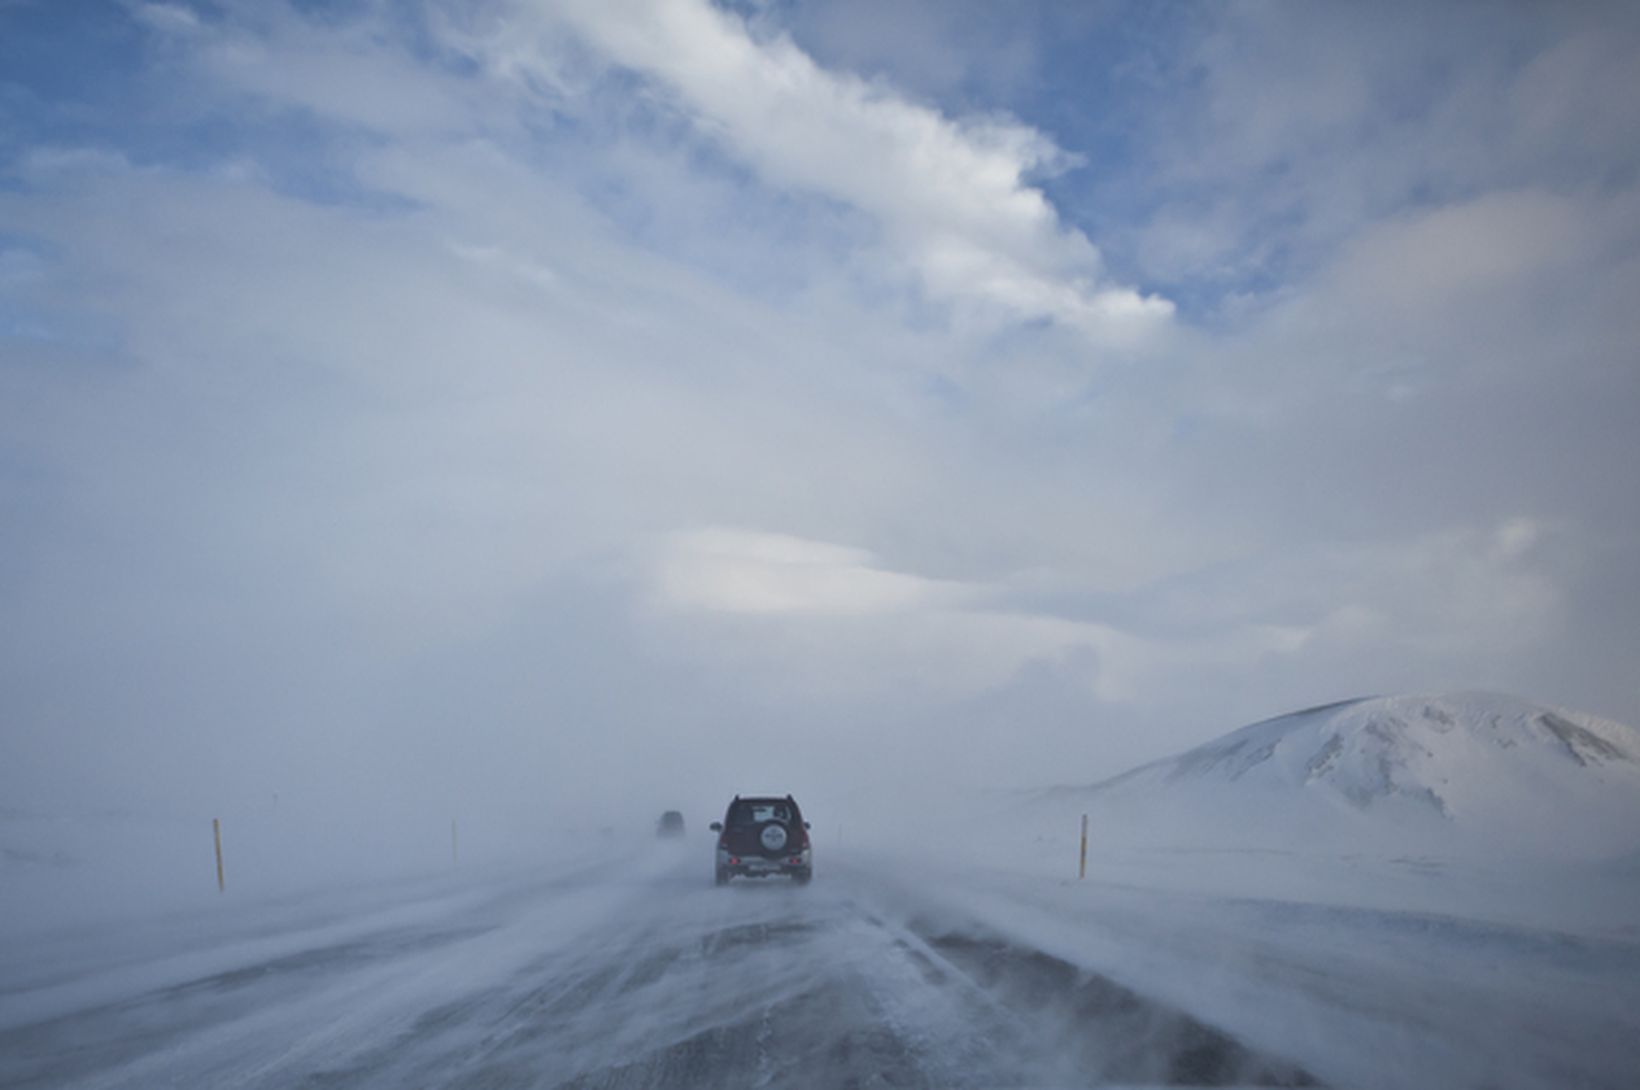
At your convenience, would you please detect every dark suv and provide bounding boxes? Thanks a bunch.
[710,795,812,885]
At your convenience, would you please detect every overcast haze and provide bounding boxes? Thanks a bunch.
[3,0,1639,838]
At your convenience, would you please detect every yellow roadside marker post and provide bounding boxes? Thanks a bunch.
[213,818,225,893]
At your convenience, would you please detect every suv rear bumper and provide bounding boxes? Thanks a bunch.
[717,847,811,877]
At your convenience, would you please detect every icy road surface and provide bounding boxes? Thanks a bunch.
[2,843,1636,1089]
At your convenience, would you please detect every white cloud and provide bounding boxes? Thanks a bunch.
[1125,3,1640,309]
[132,2,201,35]
[1150,518,1564,663]
[0,246,47,290]
[1510,25,1640,171]
[483,0,1171,343]
[18,147,136,181]
[4,0,1639,820]
[192,11,481,135]
[1321,190,1590,318]
[643,526,1364,709]
[449,242,561,292]
[653,527,965,616]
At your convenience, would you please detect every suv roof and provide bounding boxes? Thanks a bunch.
[725,796,800,820]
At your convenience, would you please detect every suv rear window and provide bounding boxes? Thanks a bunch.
[728,799,795,825]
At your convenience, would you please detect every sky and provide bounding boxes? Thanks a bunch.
[2,0,1638,835]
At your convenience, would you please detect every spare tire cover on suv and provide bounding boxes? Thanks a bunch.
[757,821,789,856]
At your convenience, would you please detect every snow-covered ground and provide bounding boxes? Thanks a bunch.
[3,840,1636,1089]
[4,692,1638,1088]
[855,850,1640,1090]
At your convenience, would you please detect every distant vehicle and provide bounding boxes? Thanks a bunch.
[656,810,686,838]
[710,794,811,885]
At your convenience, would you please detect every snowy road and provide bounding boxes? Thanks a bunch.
[6,840,1639,1089]
[1,845,1321,1089]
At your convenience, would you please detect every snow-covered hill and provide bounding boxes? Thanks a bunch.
[1045,692,1640,863]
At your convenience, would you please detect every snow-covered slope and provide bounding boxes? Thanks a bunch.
[1048,692,1640,862]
